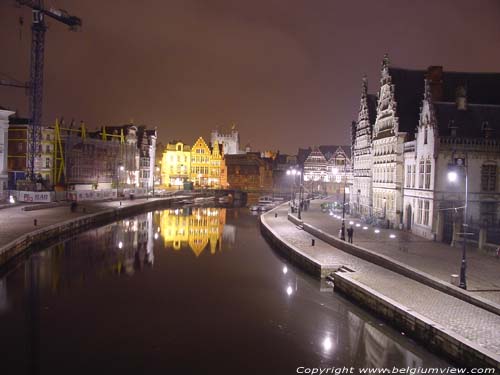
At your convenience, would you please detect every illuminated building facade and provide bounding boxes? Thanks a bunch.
[161,141,191,187]
[160,137,227,189]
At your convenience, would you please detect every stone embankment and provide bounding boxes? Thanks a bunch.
[260,204,500,370]
[0,196,187,269]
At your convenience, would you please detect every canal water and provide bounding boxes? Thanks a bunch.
[0,207,449,374]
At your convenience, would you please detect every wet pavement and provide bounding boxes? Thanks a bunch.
[0,206,449,374]
[302,199,500,305]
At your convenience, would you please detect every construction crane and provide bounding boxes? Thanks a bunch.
[15,0,81,183]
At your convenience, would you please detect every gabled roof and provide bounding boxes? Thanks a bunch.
[441,71,500,105]
[434,102,500,138]
[367,94,378,125]
[388,67,426,133]
[319,145,351,160]
[388,66,500,134]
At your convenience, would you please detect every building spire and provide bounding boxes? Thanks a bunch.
[423,78,432,101]
[382,53,390,69]
[361,74,368,98]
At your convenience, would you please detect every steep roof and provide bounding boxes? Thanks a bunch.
[434,102,500,138]
[367,94,378,125]
[388,67,426,133]
[319,145,351,160]
[388,67,500,134]
[441,71,500,105]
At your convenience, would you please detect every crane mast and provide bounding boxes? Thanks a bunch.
[16,0,81,184]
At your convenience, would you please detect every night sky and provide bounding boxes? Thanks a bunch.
[1,0,500,153]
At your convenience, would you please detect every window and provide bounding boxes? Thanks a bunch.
[423,200,430,226]
[480,202,497,225]
[425,160,431,189]
[481,164,497,191]
[45,158,50,168]
[418,160,424,189]
[417,200,423,224]
[46,145,50,153]
[424,128,428,144]
[405,165,410,187]
[411,165,416,188]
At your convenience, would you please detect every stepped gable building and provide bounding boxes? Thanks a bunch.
[351,76,377,217]
[352,54,500,246]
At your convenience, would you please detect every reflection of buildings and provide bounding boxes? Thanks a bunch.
[29,212,155,293]
[159,207,228,256]
[347,311,423,368]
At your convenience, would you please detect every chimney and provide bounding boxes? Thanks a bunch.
[426,66,443,101]
[456,85,467,110]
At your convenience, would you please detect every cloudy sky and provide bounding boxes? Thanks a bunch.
[1,0,500,153]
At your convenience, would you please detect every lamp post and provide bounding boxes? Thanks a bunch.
[297,167,303,220]
[448,157,468,290]
[286,168,297,211]
[332,166,346,241]
[117,164,124,197]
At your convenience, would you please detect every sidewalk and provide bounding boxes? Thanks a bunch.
[301,199,500,305]
[0,198,166,248]
[262,205,500,364]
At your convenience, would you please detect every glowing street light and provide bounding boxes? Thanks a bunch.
[447,159,468,290]
[447,171,458,183]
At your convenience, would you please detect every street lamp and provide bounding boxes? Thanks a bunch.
[332,166,346,241]
[448,160,468,290]
[297,169,303,220]
[286,168,297,210]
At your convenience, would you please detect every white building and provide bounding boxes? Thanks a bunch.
[303,146,329,194]
[210,125,241,155]
[351,55,500,245]
[302,145,352,200]
[138,127,157,190]
[0,107,14,195]
[351,76,377,218]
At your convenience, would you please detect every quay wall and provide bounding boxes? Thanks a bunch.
[260,208,338,278]
[334,273,500,369]
[0,197,186,269]
[260,209,500,369]
[292,214,500,317]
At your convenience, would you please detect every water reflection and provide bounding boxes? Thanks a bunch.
[159,207,228,256]
[0,207,448,373]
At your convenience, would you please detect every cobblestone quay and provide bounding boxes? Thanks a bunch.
[260,204,500,369]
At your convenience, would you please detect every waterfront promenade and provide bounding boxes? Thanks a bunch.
[302,199,500,305]
[261,204,500,368]
[0,198,164,248]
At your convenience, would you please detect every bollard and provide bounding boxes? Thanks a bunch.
[311,239,315,246]
[275,213,278,218]
[34,219,37,226]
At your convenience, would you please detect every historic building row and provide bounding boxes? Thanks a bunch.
[1,115,157,195]
[350,55,500,245]
[160,137,227,189]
